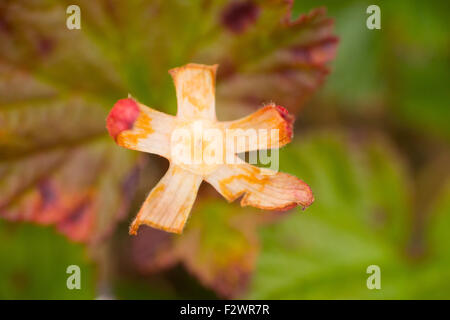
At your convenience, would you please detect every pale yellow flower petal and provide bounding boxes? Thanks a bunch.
[206,158,313,210]
[218,104,294,152]
[129,164,203,234]
[169,63,218,121]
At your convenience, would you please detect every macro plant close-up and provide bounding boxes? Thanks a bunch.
[0,0,449,302]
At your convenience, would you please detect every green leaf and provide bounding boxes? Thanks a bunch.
[293,0,450,140]
[248,131,450,299]
[0,220,95,299]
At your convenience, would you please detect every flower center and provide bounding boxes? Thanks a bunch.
[170,119,223,176]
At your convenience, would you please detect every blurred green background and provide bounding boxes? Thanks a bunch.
[0,0,449,299]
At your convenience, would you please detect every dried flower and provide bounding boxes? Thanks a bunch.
[107,63,313,234]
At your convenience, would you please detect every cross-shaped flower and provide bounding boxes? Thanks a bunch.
[107,63,313,235]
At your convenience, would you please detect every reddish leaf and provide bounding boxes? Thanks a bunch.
[196,3,338,118]
[0,0,337,297]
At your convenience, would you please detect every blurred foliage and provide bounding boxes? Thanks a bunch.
[130,200,264,298]
[0,220,95,299]
[244,0,450,299]
[0,0,449,299]
[294,0,450,140]
[248,132,449,299]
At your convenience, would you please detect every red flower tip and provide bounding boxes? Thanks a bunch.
[274,105,294,139]
[106,98,140,140]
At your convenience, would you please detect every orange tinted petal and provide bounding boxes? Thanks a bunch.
[129,164,203,235]
[107,98,176,159]
[169,63,218,121]
[219,104,294,152]
[206,160,313,210]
